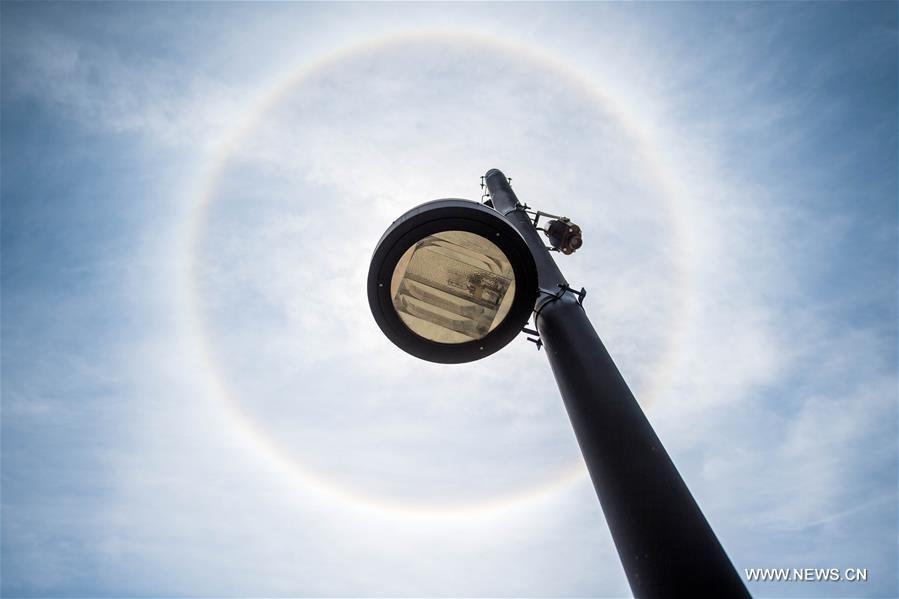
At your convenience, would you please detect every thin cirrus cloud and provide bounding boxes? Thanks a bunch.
[1,2,895,598]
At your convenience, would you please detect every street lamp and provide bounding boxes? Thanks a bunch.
[367,171,750,598]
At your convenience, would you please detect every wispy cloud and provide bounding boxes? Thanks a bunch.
[2,2,895,597]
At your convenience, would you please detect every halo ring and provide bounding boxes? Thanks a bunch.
[181,31,696,518]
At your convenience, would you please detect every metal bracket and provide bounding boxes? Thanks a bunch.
[522,326,542,350]
[560,284,587,306]
[479,176,491,205]
[526,209,569,230]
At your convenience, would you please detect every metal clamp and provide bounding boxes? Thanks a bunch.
[533,283,588,326]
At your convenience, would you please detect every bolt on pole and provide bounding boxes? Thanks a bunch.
[484,169,750,598]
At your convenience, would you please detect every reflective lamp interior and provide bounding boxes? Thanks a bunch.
[390,231,516,344]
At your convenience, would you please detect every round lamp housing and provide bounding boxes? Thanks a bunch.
[368,199,538,364]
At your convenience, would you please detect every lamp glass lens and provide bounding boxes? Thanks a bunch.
[390,231,516,344]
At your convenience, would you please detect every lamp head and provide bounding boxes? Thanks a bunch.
[367,199,538,363]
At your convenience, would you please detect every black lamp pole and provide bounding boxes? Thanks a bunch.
[484,169,750,599]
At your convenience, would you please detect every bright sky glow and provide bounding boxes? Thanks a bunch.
[2,3,896,597]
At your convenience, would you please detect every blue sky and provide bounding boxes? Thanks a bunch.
[2,2,896,597]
